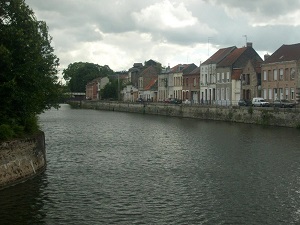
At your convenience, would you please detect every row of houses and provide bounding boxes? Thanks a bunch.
[86,43,300,105]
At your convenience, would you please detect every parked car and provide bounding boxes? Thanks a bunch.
[238,99,251,106]
[163,98,171,103]
[273,99,296,108]
[252,97,270,107]
[136,97,143,103]
[170,98,182,104]
[183,99,191,104]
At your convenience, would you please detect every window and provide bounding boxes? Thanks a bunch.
[246,74,250,85]
[278,88,283,100]
[217,88,220,100]
[226,72,230,82]
[263,71,267,81]
[274,88,278,100]
[268,70,272,81]
[226,88,229,100]
[263,89,267,99]
[279,69,283,80]
[285,88,289,99]
[217,73,220,83]
[268,89,272,100]
[193,78,196,87]
[221,88,225,100]
[221,73,224,83]
[273,69,277,81]
[291,88,295,100]
[291,68,295,80]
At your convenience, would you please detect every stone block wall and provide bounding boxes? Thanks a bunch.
[0,132,46,190]
[81,101,300,128]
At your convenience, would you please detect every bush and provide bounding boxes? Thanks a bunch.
[0,124,15,141]
[23,115,39,134]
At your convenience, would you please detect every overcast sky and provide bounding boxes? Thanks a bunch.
[25,0,300,75]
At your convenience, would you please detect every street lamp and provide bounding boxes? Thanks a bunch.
[240,74,243,100]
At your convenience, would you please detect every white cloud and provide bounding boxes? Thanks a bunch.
[24,0,300,73]
[132,1,197,29]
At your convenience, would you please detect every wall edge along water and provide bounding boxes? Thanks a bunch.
[79,101,300,128]
[0,131,46,190]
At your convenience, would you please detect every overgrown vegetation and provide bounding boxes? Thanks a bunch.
[0,0,61,141]
[260,110,274,126]
[63,62,114,92]
[248,106,253,115]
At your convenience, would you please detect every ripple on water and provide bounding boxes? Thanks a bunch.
[0,105,299,224]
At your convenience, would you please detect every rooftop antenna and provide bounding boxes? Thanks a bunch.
[243,35,247,46]
[208,37,212,56]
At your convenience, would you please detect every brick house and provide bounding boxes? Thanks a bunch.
[261,43,300,103]
[85,77,109,100]
[200,46,236,105]
[138,65,160,101]
[240,59,262,100]
[182,66,200,103]
[162,64,197,101]
[215,43,263,105]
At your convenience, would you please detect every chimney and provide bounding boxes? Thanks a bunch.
[246,42,252,48]
[264,54,270,61]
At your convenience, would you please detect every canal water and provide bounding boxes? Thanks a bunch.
[0,104,299,224]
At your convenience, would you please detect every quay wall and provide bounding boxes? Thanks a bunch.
[81,101,300,128]
[0,132,46,190]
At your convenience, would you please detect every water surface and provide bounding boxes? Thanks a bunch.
[0,104,299,224]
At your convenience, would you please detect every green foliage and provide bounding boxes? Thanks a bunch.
[63,62,114,92]
[0,124,14,141]
[260,110,273,126]
[0,0,61,138]
[248,106,253,115]
[100,78,119,100]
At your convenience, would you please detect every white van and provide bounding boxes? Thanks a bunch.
[252,97,270,107]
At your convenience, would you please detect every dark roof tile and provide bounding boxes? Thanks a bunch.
[265,43,300,63]
[202,46,236,65]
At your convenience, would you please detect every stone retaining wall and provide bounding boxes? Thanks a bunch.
[0,131,46,190]
[81,101,300,128]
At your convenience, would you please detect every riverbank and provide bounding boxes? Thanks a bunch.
[0,131,46,190]
[78,101,300,128]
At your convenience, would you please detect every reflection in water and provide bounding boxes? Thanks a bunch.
[0,173,48,225]
[0,104,299,224]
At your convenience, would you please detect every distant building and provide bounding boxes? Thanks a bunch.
[261,43,300,103]
[200,46,236,105]
[85,77,109,100]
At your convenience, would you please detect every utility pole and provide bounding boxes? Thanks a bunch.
[243,35,247,46]
[118,73,120,101]
[208,37,212,56]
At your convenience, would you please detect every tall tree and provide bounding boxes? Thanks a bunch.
[0,0,60,137]
[63,62,114,92]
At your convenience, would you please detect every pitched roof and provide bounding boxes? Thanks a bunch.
[140,65,159,76]
[170,64,189,73]
[144,79,157,91]
[202,46,236,65]
[231,69,242,80]
[170,63,197,74]
[217,47,248,67]
[264,43,300,63]
[188,66,200,75]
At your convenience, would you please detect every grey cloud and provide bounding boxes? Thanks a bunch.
[205,0,300,18]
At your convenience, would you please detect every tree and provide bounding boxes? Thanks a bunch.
[100,78,118,100]
[63,62,114,92]
[100,76,125,100]
[0,0,61,139]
